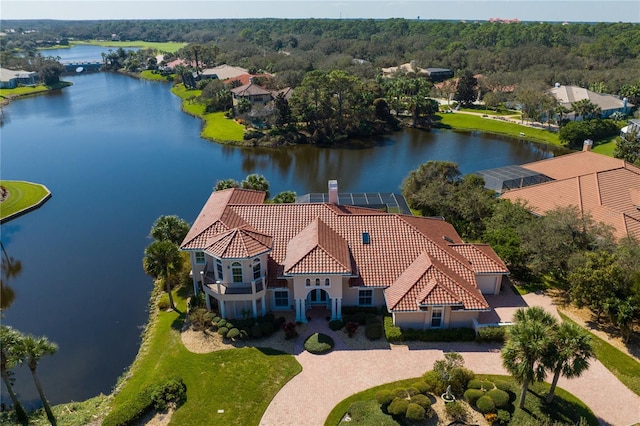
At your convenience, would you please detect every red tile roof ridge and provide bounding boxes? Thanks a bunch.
[450,243,510,273]
[203,225,273,259]
[416,276,462,306]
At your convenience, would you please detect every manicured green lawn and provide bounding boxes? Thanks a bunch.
[171,84,245,143]
[325,374,597,426]
[436,113,563,146]
[72,40,186,53]
[0,82,72,100]
[0,180,51,221]
[591,137,617,156]
[559,313,640,397]
[455,105,521,117]
[106,288,301,426]
[139,70,174,82]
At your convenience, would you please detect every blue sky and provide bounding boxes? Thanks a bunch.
[2,0,639,22]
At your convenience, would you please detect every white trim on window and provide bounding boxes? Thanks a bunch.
[231,261,243,283]
[195,251,206,264]
[358,289,373,306]
[273,289,289,310]
[431,307,443,328]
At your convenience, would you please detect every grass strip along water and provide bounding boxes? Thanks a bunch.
[171,85,245,143]
[0,180,52,223]
[72,40,186,53]
[103,286,301,426]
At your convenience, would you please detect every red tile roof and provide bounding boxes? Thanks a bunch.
[182,188,509,311]
[204,226,273,259]
[502,152,640,240]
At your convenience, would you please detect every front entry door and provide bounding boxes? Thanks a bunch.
[308,289,328,305]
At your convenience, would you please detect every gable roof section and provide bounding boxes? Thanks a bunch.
[230,82,273,97]
[386,251,488,311]
[283,217,352,275]
[501,152,640,240]
[204,226,273,259]
[180,188,266,249]
[549,85,632,111]
[200,64,249,80]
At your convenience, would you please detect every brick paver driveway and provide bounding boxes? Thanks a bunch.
[261,293,640,426]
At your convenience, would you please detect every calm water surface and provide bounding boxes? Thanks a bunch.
[0,46,555,406]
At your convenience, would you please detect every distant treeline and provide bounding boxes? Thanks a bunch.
[2,19,639,91]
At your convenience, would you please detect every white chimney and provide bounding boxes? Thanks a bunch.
[328,180,338,204]
[583,139,593,152]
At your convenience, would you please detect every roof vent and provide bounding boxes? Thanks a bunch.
[443,236,454,243]
[362,232,371,244]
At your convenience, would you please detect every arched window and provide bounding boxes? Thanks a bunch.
[305,278,311,287]
[232,262,243,283]
[325,278,330,286]
[253,258,261,280]
[315,278,320,286]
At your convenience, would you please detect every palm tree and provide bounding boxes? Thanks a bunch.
[543,322,593,403]
[20,335,58,425]
[0,325,28,423]
[241,174,270,198]
[143,240,183,310]
[149,215,190,245]
[501,307,558,408]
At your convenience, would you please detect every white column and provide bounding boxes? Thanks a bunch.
[336,298,342,319]
[252,299,258,318]
[261,295,267,316]
[205,293,211,310]
[219,300,226,319]
[330,298,336,320]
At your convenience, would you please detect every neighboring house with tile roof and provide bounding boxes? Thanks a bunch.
[200,64,249,80]
[500,149,640,241]
[548,84,633,120]
[181,185,510,329]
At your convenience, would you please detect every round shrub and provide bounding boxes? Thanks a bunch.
[150,377,187,410]
[376,390,394,406]
[387,397,409,416]
[494,380,511,392]
[217,319,227,328]
[203,312,216,322]
[212,316,221,323]
[366,314,380,325]
[463,388,484,405]
[157,295,170,311]
[410,394,431,410]
[476,395,496,414]
[226,328,240,339]
[486,389,509,408]
[393,388,409,399]
[406,403,426,422]
[329,319,344,331]
[412,381,430,394]
[304,333,334,354]
[406,387,420,397]
[217,326,229,336]
[365,322,383,340]
[225,322,234,329]
[260,321,275,336]
[251,324,262,338]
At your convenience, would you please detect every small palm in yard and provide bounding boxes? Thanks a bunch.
[143,240,183,310]
[20,335,59,425]
[543,322,594,403]
[501,306,558,408]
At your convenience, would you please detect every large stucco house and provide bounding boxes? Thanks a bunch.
[180,184,509,330]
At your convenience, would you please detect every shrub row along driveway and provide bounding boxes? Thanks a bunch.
[260,294,640,426]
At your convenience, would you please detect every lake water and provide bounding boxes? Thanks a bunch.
[0,46,555,406]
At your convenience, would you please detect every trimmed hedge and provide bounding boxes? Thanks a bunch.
[329,319,344,330]
[412,381,431,394]
[406,402,426,421]
[226,328,240,339]
[383,316,475,342]
[468,379,494,390]
[365,322,383,340]
[476,326,508,343]
[486,388,509,408]
[410,394,431,410]
[342,306,379,315]
[304,333,334,354]
[150,377,187,410]
[217,326,229,336]
[463,388,484,405]
[494,380,511,392]
[388,397,410,416]
[476,395,496,414]
[376,390,394,406]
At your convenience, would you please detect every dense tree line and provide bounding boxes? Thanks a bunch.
[402,160,640,341]
[2,19,640,94]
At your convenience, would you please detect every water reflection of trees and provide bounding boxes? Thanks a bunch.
[1,241,22,310]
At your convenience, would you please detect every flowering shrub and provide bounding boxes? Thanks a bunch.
[345,321,359,338]
[282,321,297,339]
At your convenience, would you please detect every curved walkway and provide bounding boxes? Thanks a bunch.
[260,294,640,426]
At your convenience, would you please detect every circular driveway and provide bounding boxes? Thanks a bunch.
[260,294,640,426]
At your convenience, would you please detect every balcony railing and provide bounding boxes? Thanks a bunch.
[200,263,264,296]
